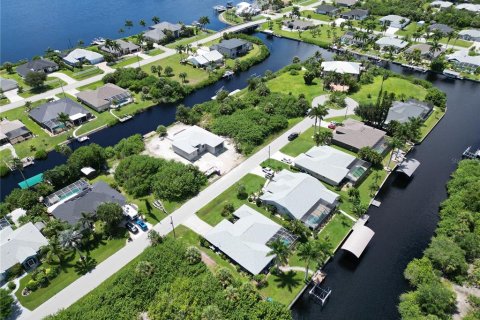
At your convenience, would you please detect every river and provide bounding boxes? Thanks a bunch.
[2,5,480,318]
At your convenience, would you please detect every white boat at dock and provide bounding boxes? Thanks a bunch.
[223,70,235,78]
[213,5,227,12]
[77,136,90,142]
[443,69,463,80]
[91,37,106,45]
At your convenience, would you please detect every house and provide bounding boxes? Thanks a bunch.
[428,23,454,35]
[340,31,377,46]
[187,48,224,68]
[375,37,409,52]
[148,21,182,41]
[385,99,433,125]
[379,15,410,29]
[458,29,480,42]
[0,119,33,145]
[235,2,261,16]
[336,0,358,7]
[0,222,48,281]
[63,49,104,66]
[260,170,339,229]
[100,39,140,57]
[315,4,339,15]
[7,208,26,227]
[340,9,369,20]
[29,98,92,134]
[172,125,225,161]
[205,205,296,275]
[16,59,59,78]
[455,3,480,13]
[47,180,126,225]
[321,61,361,75]
[405,43,445,59]
[144,28,169,43]
[283,19,315,30]
[211,39,253,58]
[76,83,132,112]
[430,1,453,9]
[294,146,370,186]
[0,78,18,92]
[332,119,388,153]
[446,50,480,72]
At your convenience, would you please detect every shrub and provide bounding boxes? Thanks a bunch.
[34,149,48,160]
[26,279,39,291]
[7,263,24,280]
[184,246,201,265]
[7,281,16,291]
[0,165,9,177]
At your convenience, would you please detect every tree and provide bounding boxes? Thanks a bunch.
[291,6,300,18]
[153,162,207,201]
[352,203,369,217]
[404,257,437,287]
[10,157,27,187]
[184,246,201,265]
[297,240,322,281]
[303,70,316,85]
[268,238,291,271]
[40,236,66,264]
[78,211,96,229]
[59,228,84,259]
[156,125,167,137]
[313,130,332,146]
[96,203,123,235]
[216,267,234,288]
[139,19,146,28]
[152,16,160,24]
[67,143,106,172]
[57,112,70,129]
[425,236,468,278]
[3,62,14,74]
[201,305,223,320]
[135,260,155,277]
[358,147,383,166]
[114,134,145,159]
[164,66,173,77]
[386,136,405,169]
[25,71,47,88]
[198,16,210,30]
[147,230,163,246]
[416,282,456,319]
[425,87,447,111]
[24,101,32,112]
[179,72,187,83]
[0,289,14,319]
[308,105,329,135]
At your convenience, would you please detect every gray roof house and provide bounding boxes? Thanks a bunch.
[340,9,369,20]
[405,43,445,59]
[336,0,358,7]
[315,4,339,15]
[379,15,410,29]
[458,29,480,42]
[205,205,295,274]
[428,23,454,35]
[294,146,370,186]
[375,37,409,52]
[283,19,315,30]
[29,98,92,133]
[49,181,126,225]
[16,59,59,78]
[100,39,140,56]
[340,31,377,46]
[0,119,33,145]
[0,78,18,92]
[260,170,339,229]
[76,83,132,112]
[0,222,48,279]
[385,99,433,125]
[332,119,388,153]
[455,3,480,13]
[145,22,182,42]
[211,38,253,58]
[172,125,225,162]
[144,28,169,43]
[430,1,453,9]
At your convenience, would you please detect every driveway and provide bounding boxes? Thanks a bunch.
[49,72,76,85]
[182,215,213,236]
[3,89,23,103]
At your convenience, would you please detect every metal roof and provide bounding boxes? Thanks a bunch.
[379,15,410,28]
[172,125,224,155]
[216,38,249,50]
[341,225,374,258]
[375,37,408,49]
[321,61,361,75]
[396,158,421,177]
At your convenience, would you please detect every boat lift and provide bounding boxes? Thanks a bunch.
[308,270,332,306]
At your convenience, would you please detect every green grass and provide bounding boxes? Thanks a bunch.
[260,270,306,305]
[324,114,361,123]
[111,56,144,69]
[165,30,215,49]
[420,107,445,141]
[350,76,428,105]
[280,126,332,157]
[266,70,326,104]
[78,80,104,91]
[146,48,164,56]
[317,213,354,252]
[0,70,67,99]
[441,37,472,48]
[59,66,103,80]
[196,174,276,226]
[221,10,244,25]
[260,158,291,172]
[0,148,13,160]
[16,233,127,310]
[394,22,419,37]
[300,10,333,22]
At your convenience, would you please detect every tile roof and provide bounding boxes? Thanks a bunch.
[333,119,387,150]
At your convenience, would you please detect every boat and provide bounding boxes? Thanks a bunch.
[223,70,235,78]
[21,157,34,168]
[462,146,480,160]
[77,136,90,142]
[226,1,234,8]
[443,69,463,80]
[213,5,227,12]
[90,37,106,46]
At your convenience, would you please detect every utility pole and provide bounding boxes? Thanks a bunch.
[268,145,271,159]
[170,216,176,238]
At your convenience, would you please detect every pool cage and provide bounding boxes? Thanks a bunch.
[267,228,298,248]
[44,179,90,207]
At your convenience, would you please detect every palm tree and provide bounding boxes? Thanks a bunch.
[179,72,187,83]
[135,33,145,48]
[386,136,405,169]
[268,238,291,271]
[198,16,210,31]
[57,112,70,129]
[78,212,96,229]
[152,16,160,24]
[139,19,146,28]
[118,28,125,35]
[297,241,320,281]
[429,41,442,60]
[24,101,32,112]
[59,229,84,260]
[124,20,133,29]
[41,236,65,264]
[308,104,329,135]
[314,130,333,146]
[10,157,27,187]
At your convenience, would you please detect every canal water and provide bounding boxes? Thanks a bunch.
[0,0,228,63]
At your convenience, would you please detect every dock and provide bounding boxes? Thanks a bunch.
[119,115,133,122]
[308,270,332,306]
[213,5,227,12]
[462,146,480,160]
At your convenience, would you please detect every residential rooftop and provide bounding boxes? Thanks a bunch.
[172,125,224,155]
[76,83,130,111]
[385,99,433,124]
[215,38,249,50]
[321,61,361,75]
[332,119,387,152]
[29,98,90,126]
[375,37,408,49]
[16,59,58,78]
[379,15,410,28]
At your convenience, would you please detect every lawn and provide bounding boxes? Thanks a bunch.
[165,30,215,49]
[0,148,13,160]
[420,107,445,141]
[59,66,103,80]
[77,80,104,91]
[324,114,361,123]
[280,126,332,157]
[0,70,67,98]
[196,173,277,226]
[259,270,306,305]
[16,232,127,310]
[300,10,333,22]
[441,37,472,48]
[111,56,144,69]
[350,76,428,105]
[146,48,164,56]
[394,22,419,37]
[261,158,291,172]
[266,70,326,103]
[317,213,354,252]
[261,19,344,48]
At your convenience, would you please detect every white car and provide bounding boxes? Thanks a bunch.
[282,158,292,164]
[262,167,274,175]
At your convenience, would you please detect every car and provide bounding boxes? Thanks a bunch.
[282,158,292,164]
[135,218,148,231]
[262,167,274,175]
[328,123,336,129]
[125,221,139,234]
[288,132,299,141]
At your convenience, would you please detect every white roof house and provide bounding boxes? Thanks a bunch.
[187,48,224,67]
[375,37,409,51]
[321,61,361,75]
[455,3,480,12]
[172,125,225,161]
[430,1,453,9]
[63,49,104,65]
[294,146,357,186]
[379,15,410,29]
[458,29,480,42]
[0,222,48,274]
[205,205,283,274]
[260,170,339,229]
[447,50,480,70]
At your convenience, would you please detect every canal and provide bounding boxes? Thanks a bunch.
[1,29,479,320]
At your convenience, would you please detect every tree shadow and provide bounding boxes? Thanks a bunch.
[143,199,159,223]
[74,256,97,275]
[272,270,302,292]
